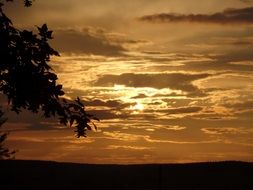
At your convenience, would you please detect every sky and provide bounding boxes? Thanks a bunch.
[2,0,253,163]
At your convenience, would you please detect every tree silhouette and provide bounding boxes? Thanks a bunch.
[0,109,15,159]
[0,0,98,138]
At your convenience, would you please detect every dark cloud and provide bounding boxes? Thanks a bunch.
[167,106,203,114]
[131,94,149,99]
[87,110,129,120]
[224,101,253,111]
[140,7,253,24]
[232,40,253,46]
[3,110,64,132]
[83,99,133,109]
[131,92,190,99]
[94,73,210,93]
[240,0,253,3]
[52,29,126,56]
[202,50,253,72]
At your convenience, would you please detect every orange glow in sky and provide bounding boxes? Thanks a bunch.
[2,0,253,164]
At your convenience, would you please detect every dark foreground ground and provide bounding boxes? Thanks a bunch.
[0,160,252,190]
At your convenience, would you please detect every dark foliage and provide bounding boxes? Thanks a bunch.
[0,0,98,137]
[0,109,15,159]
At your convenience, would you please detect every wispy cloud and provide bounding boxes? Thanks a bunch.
[201,127,253,135]
[106,145,151,150]
[102,131,148,142]
[102,131,219,145]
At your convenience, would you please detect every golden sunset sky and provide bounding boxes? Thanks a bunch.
[2,0,253,163]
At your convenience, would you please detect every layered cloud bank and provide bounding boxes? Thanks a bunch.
[3,0,253,163]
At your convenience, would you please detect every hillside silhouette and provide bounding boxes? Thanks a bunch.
[0,160,252,190]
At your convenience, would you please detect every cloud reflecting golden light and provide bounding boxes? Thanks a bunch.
[3,0,253,163]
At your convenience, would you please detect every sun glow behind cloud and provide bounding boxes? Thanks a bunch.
[129,102,145,114]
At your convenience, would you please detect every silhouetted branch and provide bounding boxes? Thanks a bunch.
[0,1,97,137]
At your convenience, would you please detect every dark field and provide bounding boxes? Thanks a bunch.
[0,160,252,190]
